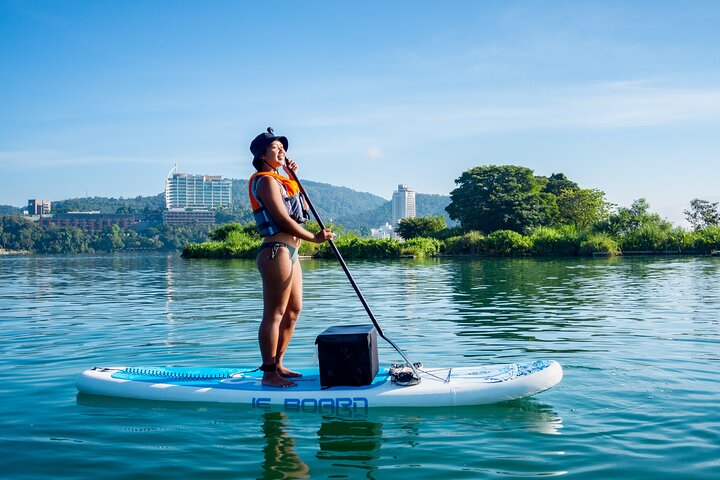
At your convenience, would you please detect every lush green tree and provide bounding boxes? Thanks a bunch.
[554,188,611,228]
[315,237,401,259]
[37,226,90,254]
[427,225,466,240]
[153,224,213,251]
[400,237,442,258]
[93,225,125,252]
[209,222,259,241]
[1,214,220,253]
[529,225,584,256]
[0,215,42,251]
[121,229,164,250]
[215,206,254,225]
[303,220,343,237]
[600,198,672,236]
[483,230,533,256]
[446,165,555,233]
[684,198,720,230]
[542,173,580,196]
[396,215,446,239]
[692,226,720,252]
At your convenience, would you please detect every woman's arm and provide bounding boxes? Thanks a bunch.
[255,176,328,242]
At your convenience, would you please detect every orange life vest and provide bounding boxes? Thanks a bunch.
[248,171,308,236]
[247,171,300,211]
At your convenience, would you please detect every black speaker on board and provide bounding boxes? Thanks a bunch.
[315,324,379,387]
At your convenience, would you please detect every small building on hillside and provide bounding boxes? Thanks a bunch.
[370,222,395,239]
[27,199,51,215]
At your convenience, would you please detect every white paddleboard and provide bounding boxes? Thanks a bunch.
[77,360,562,409]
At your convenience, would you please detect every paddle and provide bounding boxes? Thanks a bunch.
[285,162,421,386]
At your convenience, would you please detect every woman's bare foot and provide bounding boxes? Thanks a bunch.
[262,371,297,388]
[277,365,303,378]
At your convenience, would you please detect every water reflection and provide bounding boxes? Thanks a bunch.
[448,258,611,324]
[77,393,563,479]
[316,416,382,477]
[260,411,310,480]
[495,399,564,435]
[163,253,178,349]
[447,257,720,331]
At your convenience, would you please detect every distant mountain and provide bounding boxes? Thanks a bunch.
[12,179,452,232]
[0,205,23,215]
[340,193,455,232]
[231,178,387,224]
[52,194,165,214]
[416,193,454,222]
[236,178,453,231]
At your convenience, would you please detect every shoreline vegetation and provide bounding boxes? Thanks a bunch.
[181,222,720,260]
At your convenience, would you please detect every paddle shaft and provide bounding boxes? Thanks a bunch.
[286,166,419,379]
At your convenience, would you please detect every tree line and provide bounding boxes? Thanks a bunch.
[442,164,718,233]
[393,165,720,255]
[0,215,212,254]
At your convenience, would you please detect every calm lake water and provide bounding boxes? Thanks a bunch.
[2,253,719,479]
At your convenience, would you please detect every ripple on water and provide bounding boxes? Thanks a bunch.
[1,254,719,479]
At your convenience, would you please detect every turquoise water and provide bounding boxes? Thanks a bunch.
[2,253,719,479]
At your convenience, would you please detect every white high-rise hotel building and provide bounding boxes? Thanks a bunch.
[165,165,232,210]
[391,184,416,225]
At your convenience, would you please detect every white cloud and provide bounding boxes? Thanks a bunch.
[289,82,720,149]
[365,146,384,159]
[562,84,720,128]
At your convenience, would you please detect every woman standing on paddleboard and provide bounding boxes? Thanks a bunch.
[248,128,333,387]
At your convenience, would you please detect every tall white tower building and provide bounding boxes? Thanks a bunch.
[165,165,232,209]
[391,184,416,225]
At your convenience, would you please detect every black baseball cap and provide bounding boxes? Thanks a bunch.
[249,127,289,160]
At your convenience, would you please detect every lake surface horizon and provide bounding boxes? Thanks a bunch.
[2,253,719,479]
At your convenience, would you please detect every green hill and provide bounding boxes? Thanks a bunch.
[340,193,454,232]
[232,178,388,225]
[236,178,453,231]
[10,180,452,232]
[0,205,23,215]
[52,195,165,214]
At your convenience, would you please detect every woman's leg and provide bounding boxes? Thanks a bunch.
[257,247,296,387]
[276,259,303,377]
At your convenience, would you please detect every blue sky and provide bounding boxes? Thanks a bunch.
[1,0,719,225]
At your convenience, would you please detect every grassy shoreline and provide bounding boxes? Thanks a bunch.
[181,225,720,260]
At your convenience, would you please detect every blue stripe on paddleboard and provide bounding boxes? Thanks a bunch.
[517,359,552,377]
[111,367,391,391]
